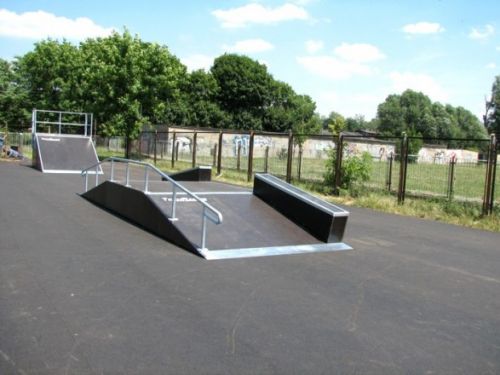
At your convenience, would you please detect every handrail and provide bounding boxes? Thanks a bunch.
[81,157,223,250]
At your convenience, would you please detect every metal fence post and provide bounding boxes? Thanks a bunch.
[217,131,223,175]
[171,132,176,168]
[247,131,255,182]
[483,134,497,215]
[490,135,498,213]
[334,133,344,195]
[237,143,241,171]
[286,130,293,183]
[386,152,393,191]
[297,148,303,181]
[154,130,157,166]
[212,144,217,167]
[264,146,269,173]
[397,134,408,204]
[192,132,197,168]
[447,155,456,201]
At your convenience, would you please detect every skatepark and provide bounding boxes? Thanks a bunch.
[1,110,500,373]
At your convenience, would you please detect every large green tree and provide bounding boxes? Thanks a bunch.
[0,59,30,129]
[211,54,272,130]
[485,75,500,136]
[15,39,82,112]
[377,89,486,141]
[80,31,187,149]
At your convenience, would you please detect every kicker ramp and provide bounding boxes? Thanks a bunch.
[82,160,351,260]
[34,134,100,174]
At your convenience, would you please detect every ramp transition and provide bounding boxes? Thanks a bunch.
[82,158,351,260]
[34,134,100,173]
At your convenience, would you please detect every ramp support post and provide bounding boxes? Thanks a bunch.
[110,159,115,182]
[171,186,178,220]
[144,165,150,193]
[125,163,130,187]
[201,208,207,250]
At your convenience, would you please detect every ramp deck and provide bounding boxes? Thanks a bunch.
[34,134,100,173]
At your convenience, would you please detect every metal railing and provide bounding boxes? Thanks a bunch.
[81,157,223,250]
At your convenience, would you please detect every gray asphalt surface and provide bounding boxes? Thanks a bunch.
[1,161,499,374]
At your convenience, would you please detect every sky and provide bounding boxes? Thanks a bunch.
[0,0,499,121]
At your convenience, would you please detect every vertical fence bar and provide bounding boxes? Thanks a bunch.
[237,144,241,171]
[217,131,223,175]
[58,112,62,134]
[85,173,88,192]
[95,165,99,186]
[154,130,157,166]
[397,134,408,204]
[386,152,393,191]
[334,133,344,195]
[447,156,456,201]
[247,131,255,182]
[212,144,217,167]
[286,131,293,183]
[192,132,197,168]
[175,142,180,162]
[297,149,303,181]
[483,134,497,215]
[264,146,269,173]
[171,132,176,168]
[490,135,498,213]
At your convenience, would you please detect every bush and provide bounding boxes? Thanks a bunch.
[324,146,372,195]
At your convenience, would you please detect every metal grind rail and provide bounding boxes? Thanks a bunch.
[81,157,223,250]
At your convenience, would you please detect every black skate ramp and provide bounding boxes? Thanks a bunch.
[82,165,351,260]
[33,134,100,173]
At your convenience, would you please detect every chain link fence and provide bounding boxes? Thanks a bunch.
[7,127,497,214]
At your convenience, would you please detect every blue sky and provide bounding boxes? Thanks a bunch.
[0,0,499,121]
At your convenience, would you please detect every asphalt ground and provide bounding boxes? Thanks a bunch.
[1,161,499,374]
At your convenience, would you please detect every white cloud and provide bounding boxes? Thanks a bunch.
[402,22,445,35]
[389,72,448,102]
[212,3,309,28]
[334,43,385,63]
[296,56,373,80]
[223,39,274,54]
[486,62,497,69]
[181,54,214,72]
[469,24,495,40]
[0,8,114,40]
[305,40,324,53]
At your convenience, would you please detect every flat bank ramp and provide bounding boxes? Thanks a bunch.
[82,170,351,260]
[34,134,100,173]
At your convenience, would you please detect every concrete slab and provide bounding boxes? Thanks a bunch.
[1,162,500,374]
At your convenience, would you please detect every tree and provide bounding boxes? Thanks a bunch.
[211,54,273,130]
[15,39,82,112]
[324,111,345,135]
[485,75,500,136]
[80,31,187,155]
[345,115,367,132]
[183,69,227,128]
[0,59,30,129]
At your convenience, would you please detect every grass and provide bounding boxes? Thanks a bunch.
[96,149,500,233]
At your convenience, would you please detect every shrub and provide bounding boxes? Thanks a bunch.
[324,146,372,195]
